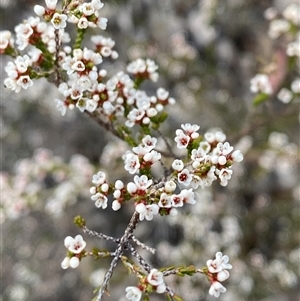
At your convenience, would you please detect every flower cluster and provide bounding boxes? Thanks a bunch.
[89,126,242,222]
[250,2,300,105]
[206,252,232,297]
[0,148,94,221]
[61,235,87,269]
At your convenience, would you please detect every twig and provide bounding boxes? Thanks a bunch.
[130,235,156,254]
[96,211,140,300]
[82,226,120,243]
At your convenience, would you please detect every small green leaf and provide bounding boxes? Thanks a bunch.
[253,93,269,106]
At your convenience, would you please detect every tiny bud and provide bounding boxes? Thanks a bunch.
[113,189,121,199]
[90,186,96,194]
[34,5,45,16]
[101,183,109,192]
[218,155,227,165]
[61,257,70,269]
[165,180,176,193]
[127,182,137,194]
[112,200,121,211]
[69,256,80,268]
[115,180,124,190]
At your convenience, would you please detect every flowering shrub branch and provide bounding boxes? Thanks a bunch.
[0,0,249,300]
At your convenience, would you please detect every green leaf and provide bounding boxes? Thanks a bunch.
[253,93,269,106]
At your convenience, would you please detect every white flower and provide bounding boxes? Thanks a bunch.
[164,180,176,193]
[217,270,230,282]
[45,0,57,10]
[136,203,159,221]
[34,5,45,16]
[158,193,172,208]
[172,159,184,171]
[177,168,193,186]
[115,180,124,190]
[191,148,207,163]
[125,286,142,301]
[218,168,233,186]
[209,281,226,297]
[291,78,300,93]
[92,171,106,185]
[55,99,67,116]
[124,153,140,174]
[277,88,293,104]
[64,235,86,254]
[143,150,161,163]
[268,19,290,39]
[180,188,196,205]
[156,282,166,293]
[157,87,169,100]
[133,175,153,191]
[112,200,121,211]
[181,123,200,138]
[61,257,70,269]
[147,269,164,286]
[174,131,190,148]
[250,74,273,94]
[78,17,89,29]
[171,194,184,207]
[142,135,157,149]
[231,150,243,162]
[97,17,108,30]
[91,192,108,209]
[81,3,95,16]
[16,75,33,90]
[207,252,232,273]
[51,13,68,29]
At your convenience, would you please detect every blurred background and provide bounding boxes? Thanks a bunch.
[1,0,299,301]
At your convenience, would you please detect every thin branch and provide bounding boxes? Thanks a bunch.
[130,235,156,254]
[82,226,120,243]
[96,211,140,301]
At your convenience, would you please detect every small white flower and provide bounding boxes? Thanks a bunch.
[133,175,153,191]
[171,194,184,207]
[92,171,106,185]
[51,13,68,29]
[158,193,172,208]
[231,150,243,162]
[177,168,193,186]
[91,192,108,209]
[64,235,86,254]
[174,131,190,148]
[136,203,159,221]
[78,17,89,29]
[16,75,33,90]
[277,87,293,104]
[250,74,273,94]
[209,281,226,297]
[291,78,300,93]
[172,159,184,171]
[124,153,140,174]
[125,286,142,301]
[55,99,67,116]
[147,269,164,286]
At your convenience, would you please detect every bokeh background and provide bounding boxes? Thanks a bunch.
[1,0,299,301]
